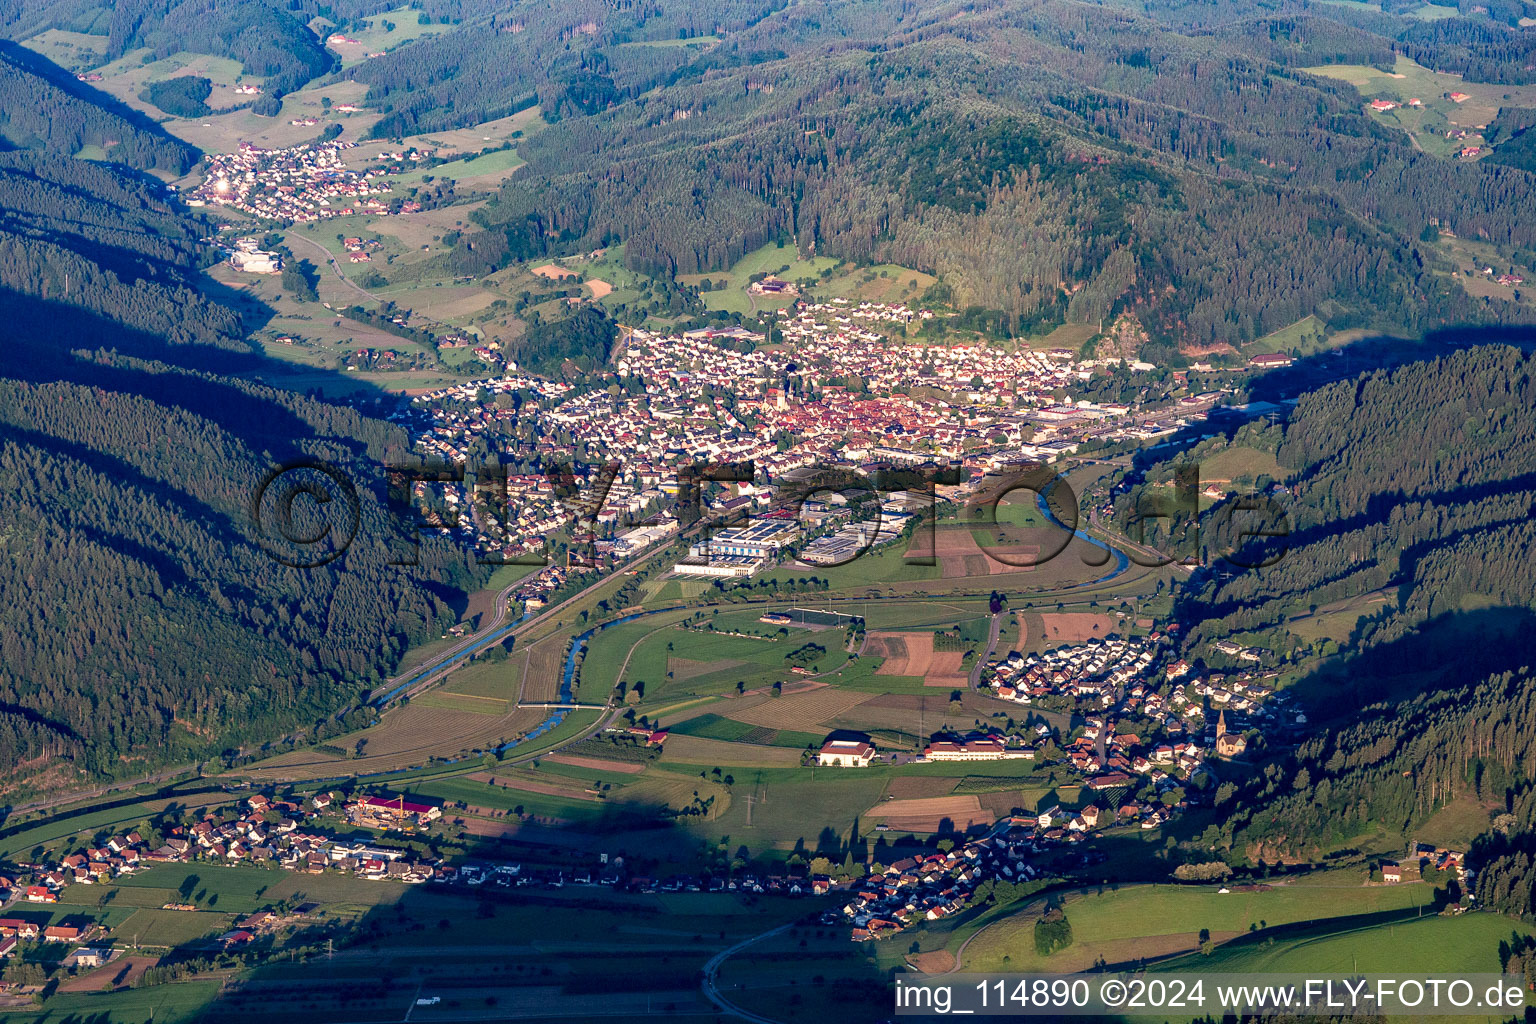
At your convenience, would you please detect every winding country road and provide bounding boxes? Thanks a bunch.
[287,232,377,304]
[701,923,794,1023]
[968,610,1002,689]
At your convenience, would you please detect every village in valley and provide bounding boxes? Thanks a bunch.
[0,86,1393,1014]
[1,11,1513,1019]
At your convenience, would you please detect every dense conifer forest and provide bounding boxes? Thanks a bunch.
[0,60,483,795]
[0,40,194,172]
[1123,347,1536,877]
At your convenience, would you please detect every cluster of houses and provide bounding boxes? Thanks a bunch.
[342,235,384,262]
[187,140,394,222]
[833,811,1116,942]
[1470,265,1527,287]
[977,635,1302,823]
[835,849,987,940]
[1380,843,1471,887]
[5,792,456,910]
[987,635,1160,708]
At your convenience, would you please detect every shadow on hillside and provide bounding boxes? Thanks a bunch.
[1129,327,1536,483]
[0,41,198,161]
[1,285,401,445]
[119,787,912,1024]
[1282,605,1536,727]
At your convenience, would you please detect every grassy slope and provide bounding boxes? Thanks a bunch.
[961,880,1432,972]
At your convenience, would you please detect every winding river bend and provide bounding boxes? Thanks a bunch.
[1035,483,1131,585]
[494,607,673,753]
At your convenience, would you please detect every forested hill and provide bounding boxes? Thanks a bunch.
[347,0,791,138]
[0,0,333,103]
[103,0,332,99]
[1156,346,1536,862]
[0,40,194,172]
[1177,345,1536,667]
[408,0,1536,357]
[0,117,480,796]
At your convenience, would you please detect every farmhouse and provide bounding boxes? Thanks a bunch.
[748,276,798,296]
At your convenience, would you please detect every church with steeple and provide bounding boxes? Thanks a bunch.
[1214,710,1246,758]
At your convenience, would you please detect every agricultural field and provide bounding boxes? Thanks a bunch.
[659,734,806,768]
[966,495,1052,545]
[81,52,373,156]
[573,608,694,700]
[17,28,104,73]
[770,524,1135,598]
[960,881,1432,973]
[813,262,938,306]
[115,907,234,948]
[1247,314,1332,357]
[1283,588,1393,645]
[103,863,290,916]
[906,525,1041,579]
[323,7,456,68]
[1025,322,1100,352]
[864,794,994,832]
[411,648,524,713]
[864,631,969,688]
[69,47,261,119]
[720,686,876,730]
[825,687,1026,744]
[13,979,223,1024]
[1160,908,1527,976]
[1424,229,1536,306]
[240,696,557,782]
[388,146,526,190]
[1196,445,1286,487]
[1013,610,1118,653]
[407,764,729,834]
[0,790,232,861]
[581,615,854,707]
